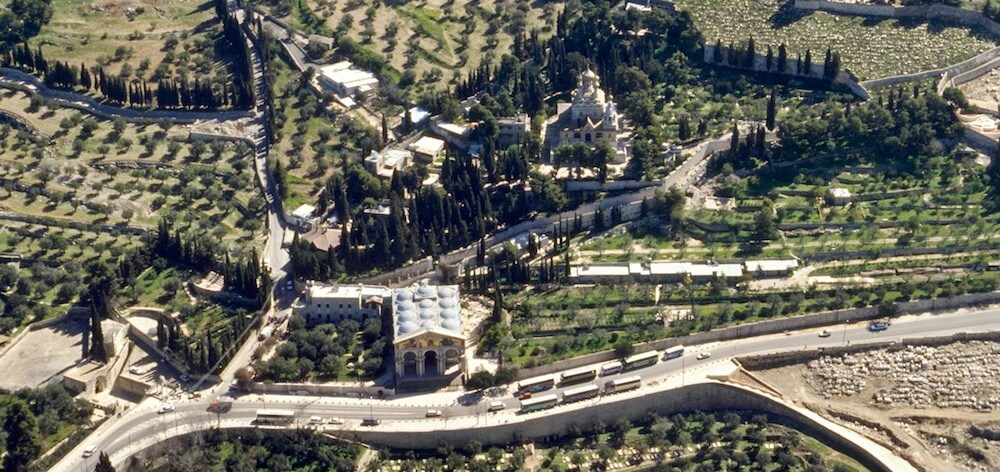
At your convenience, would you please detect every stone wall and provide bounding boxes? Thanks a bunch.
[337,382,899,472]
[737,330,1000,370]
[514,290,1000,379]
[250,382,395,397]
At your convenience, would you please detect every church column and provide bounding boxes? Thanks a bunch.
[416,350,424,376]
[395,356,404,378]
[437,348,445,374]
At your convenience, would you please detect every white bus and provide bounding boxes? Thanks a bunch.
[520,394,559,413]
[599,361,623,376]
[562,384,600,403]
[623,350,659,370]
[603,375,642,394]
[663,345,685,360]
[516,374,556,393]
[255,409,296,425]
[560,366,598,385]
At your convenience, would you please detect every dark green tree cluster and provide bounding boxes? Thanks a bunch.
[258,315,387,381]
[1,384,93,471]
[777,85,963,166]
[0,0,52,49]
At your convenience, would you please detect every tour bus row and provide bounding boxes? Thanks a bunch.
[515,345,684,395]
[519,376,644,413]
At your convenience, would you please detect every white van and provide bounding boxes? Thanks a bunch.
[309,416,324,424]
[82,445,97,458]
[488,401,505,412]
[425,409,443,417]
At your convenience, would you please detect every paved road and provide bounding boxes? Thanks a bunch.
[50,306,1000,471]
[0,67,253,124]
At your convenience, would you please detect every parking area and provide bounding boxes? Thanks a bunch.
[0,316,87,391]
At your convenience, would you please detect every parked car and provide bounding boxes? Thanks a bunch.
[158,404,175,414]
[361,418,380,426]
[309,416,324,425]
[327,417,344,425]
[425,410,442,418]
[818,329,832,338]
[180,373,191,382]
[82,445,97,458]
[488,401,506,412]
[696,352,712,360]
[517,391,532,400]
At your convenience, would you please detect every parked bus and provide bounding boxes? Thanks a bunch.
[603,375,642,394]
[663,345,684,360]
[560,366,598,385]
[561,384,600,403]
[516,374,556,393]
[520,394,559,413]
[255,409,295,425]
[623,350,659,370]
[599,361,623,376]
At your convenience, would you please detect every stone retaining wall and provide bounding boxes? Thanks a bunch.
[515,291,1000,379]
[338,382,900,472]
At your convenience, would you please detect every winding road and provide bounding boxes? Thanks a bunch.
[49,306,1000,472]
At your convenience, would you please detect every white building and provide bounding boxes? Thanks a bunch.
[545,68,627,163]
[364,148,412,178]
[289,204,317,230]
[317,61,379,98]
[408,136,446,162]
[296,282,392,324]
[497,114,530,148]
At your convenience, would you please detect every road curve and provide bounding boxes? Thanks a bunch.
[49,306,1000,472]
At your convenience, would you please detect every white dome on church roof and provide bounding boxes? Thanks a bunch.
[420,320,437,329]
[437,286,456,298]
[419,309,436,320]
[418,299,436,309]
[397,301,415,312]
[582,68,598,81]
[397,311,417,323]
[398,321,419,334]
[395,289,413,302]
[441,319,461,332]
[416,285,436,297]
[440,308,460,319]
[439,298,457,309]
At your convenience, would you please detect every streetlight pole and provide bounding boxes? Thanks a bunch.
[842,319,850,345]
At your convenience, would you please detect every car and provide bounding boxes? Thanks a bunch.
[82,445,97,458]
[488,401,506,412]
[696,352,711,360]
[818,329,832,338]
[868,322,890,332]
[158,404,175,414]
[327,417,345,425]
[360,418,380,426]
[309,416,324,424]
[180,373,191,382]
[518,391,532,400]
[425,409,443,418]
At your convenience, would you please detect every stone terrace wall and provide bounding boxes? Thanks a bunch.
[339,382,899,472]
[514,291,1000,379]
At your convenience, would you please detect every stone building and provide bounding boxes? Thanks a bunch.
[295,282,391,324]
[544,68,627,163]
[391,284,466,383]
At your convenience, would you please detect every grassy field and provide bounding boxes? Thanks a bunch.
[672,0,999,80]
[268,0,559,93]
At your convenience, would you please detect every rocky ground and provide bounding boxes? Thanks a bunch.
[752,341,1000,472]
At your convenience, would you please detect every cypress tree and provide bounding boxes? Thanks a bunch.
[804,49,812,76]
[765,45,773,71]
[777,43,788,74]
[766,88,777,131]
